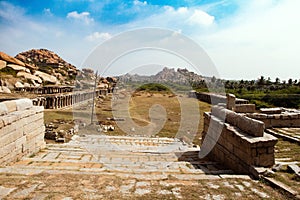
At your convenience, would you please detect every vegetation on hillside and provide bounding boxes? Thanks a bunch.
[136,83,171,92]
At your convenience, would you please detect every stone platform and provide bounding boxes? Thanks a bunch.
[0,135,285,199]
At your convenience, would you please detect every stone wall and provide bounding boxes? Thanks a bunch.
[201,105,278,175]
[189,92,249,105]
[246,110,300,129]
[0,99,45,165]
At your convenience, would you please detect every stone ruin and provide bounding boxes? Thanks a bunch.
[0,99,45,165]
[247,108,300,129]
[201,94,278,177]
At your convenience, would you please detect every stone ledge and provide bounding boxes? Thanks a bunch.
[211,106,265,137]
[15,99,33,111]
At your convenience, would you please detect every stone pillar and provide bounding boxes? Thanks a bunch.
[226,93,236,111]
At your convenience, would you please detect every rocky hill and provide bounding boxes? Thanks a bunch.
[0,49,118,94]
[118,67,204,85]
[0,49,81,93]
[15,49,78,84]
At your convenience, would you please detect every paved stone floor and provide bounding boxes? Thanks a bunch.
[272,128,300,140]
[0,135,287,199]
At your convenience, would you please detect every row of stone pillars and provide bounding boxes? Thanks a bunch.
[16,86,75,94]
[32,89,108,109]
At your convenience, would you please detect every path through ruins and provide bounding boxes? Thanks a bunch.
[0,134,286,199]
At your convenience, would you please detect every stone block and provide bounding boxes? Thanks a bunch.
[257,147,267,154]
[258,154,275,167]
[273,114,281,119]
[267,147,274,154]
[251,148,257,157]
[3,101,17,113]
[236,116,264,137]
[15,99,33,111]
[281,114,289,120]
[32,106,44,113]
[0,129,23,149]
[26,125,45,140]
[0,103,8,116]
[234,147,252,165]
[235,104,256,113]
[15,136,26,153]
[261,119,272,129]
[2,114,18,126]
[223,141,233,153]
[226,93,236,110]
[0,142,15,159]
[260,108,282,114]
[269,119,300,128]
[226,111,239,126]
[0,122,16,137]
[255,114,268,119]
[23,120,41,131]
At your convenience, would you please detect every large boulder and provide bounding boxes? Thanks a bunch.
[7,64,30,73]
[15,54,38,70]
[0,60,6,70]
[24,82,31,87]
[15,81,24,88]
[1,86,11,93]
[0,52,25,66]
[17,71,42,84]
[34,70,58,84]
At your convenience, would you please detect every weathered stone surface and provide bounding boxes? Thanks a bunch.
[7,64,30,73]
[202,107,277,175]
[212,106,264,137]
[15,98,33,111]
[0,60,6,69]
[3,100,17,113]
[34,70,58,84]
[0,103,8,116]
[260,108,282,114]
[15,81,24,88]
[235,104,256,113]
[226,93,236,110]
[17,71,42,83]
[236,116,264,137]
[0,99,45,165]
[0,51,25,66]
[0,186,16,199]
[1,86,11,93]
[24,83,31,87]
[287,164,300,177]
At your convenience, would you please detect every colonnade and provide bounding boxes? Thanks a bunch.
[16,86,75,94]
[32,89,107,109]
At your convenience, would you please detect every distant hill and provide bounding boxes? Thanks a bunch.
[118,67,204,85]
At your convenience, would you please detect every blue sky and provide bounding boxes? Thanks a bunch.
[0,0,299,80]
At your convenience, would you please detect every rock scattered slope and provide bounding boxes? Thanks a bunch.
[0,49,117,94]
[0,49,78,93]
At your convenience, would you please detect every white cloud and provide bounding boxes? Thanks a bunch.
[196,0,300,80]
[0,1,25,22]
[43,8,53,17]
[188,9,215,26]
[126,6,214,31]
[67,11,94,25]
[133,0,147,6]
[86,32,112,42]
